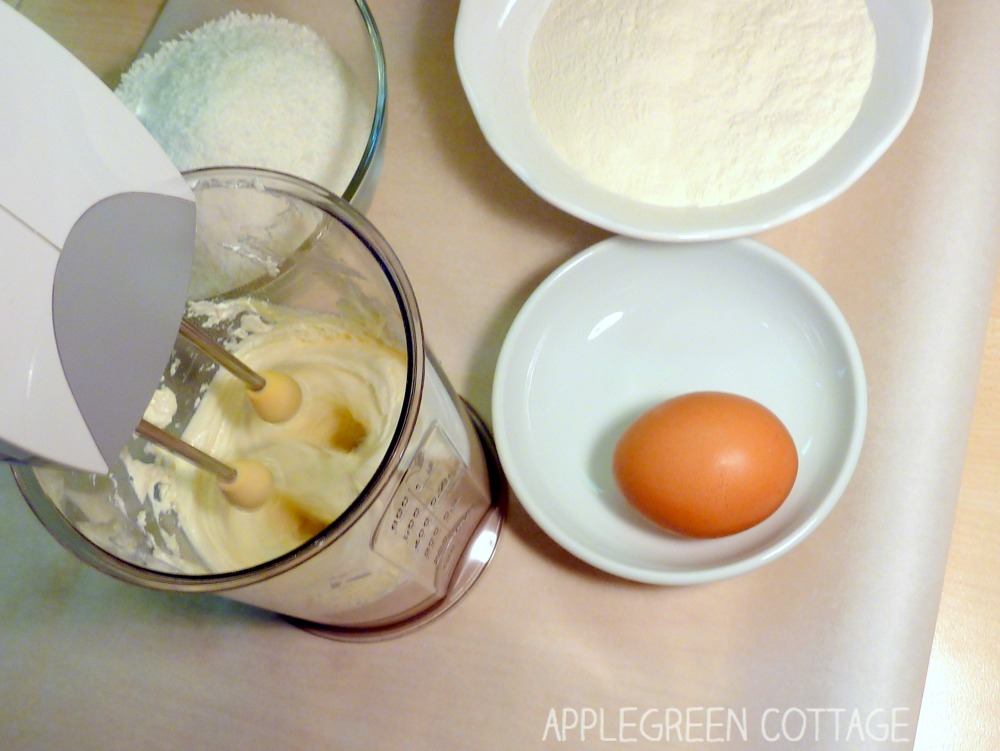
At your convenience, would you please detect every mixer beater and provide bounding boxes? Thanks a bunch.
[137,318,305,511]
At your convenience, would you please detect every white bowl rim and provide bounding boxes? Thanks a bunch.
[456,0,933,241]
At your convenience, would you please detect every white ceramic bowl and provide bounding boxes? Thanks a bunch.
[455,0,932,241]
[492,237,867,584]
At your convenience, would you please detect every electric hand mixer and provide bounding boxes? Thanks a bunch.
[0,4,299,509]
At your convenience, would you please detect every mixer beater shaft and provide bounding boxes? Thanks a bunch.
[136,419,236,482]
[179,318,265,390]
[179,318,302,424]
[129,319,303,511]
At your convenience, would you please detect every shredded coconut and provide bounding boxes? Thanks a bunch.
[528,0,877,207]
[115,11,372,195]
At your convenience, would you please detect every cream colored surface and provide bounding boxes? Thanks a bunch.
[0,1,997,749]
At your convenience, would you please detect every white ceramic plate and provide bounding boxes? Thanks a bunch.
[455,0,932,241]
[492,237,867,584]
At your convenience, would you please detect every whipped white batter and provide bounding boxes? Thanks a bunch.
[136,297,407,571]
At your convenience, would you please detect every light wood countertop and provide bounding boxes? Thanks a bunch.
[914,285,1000,750]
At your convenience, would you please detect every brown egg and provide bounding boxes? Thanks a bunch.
[612,392,798,538]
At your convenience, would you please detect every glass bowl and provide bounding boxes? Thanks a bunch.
[115,0,386,211]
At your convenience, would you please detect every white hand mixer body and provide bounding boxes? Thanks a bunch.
[0,4,194,474]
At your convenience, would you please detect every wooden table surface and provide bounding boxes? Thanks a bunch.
[914,286,1000,750]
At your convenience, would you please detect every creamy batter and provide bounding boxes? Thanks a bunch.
[136,297,407,571]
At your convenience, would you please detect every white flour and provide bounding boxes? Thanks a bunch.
[529,0,877,207]
[116,12,371,195]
